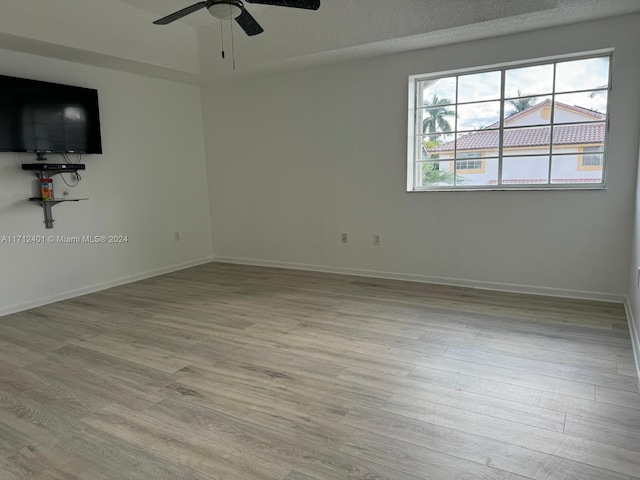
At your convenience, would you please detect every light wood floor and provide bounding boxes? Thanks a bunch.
[1,262,639,479]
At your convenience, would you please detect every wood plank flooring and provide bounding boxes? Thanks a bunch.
[1,262,639,479]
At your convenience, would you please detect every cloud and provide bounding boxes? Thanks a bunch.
[419,56,609,134]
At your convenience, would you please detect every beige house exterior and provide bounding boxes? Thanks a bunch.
[427,100,605,185]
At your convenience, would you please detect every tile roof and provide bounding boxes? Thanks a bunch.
[429,123,605,152]
[484,99,605,129]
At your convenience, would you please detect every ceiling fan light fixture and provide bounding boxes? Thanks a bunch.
[208,1,243,19]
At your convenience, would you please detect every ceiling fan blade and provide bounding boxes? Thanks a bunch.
[245,0,320,10]
[153,2,208,25]
[235,8,264,36]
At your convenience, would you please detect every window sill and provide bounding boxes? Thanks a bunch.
[408,184,606,192]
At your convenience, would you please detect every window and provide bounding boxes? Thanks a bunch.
[579,145,604,170]
[407,52,611,191]
[456,152,483,171]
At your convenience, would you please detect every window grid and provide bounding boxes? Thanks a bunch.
[409,52,611,191]
[546,64,557,183]
[497,69,506,187]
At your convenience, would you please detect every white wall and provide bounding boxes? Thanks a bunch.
[0,0,200,75]
[626,143,640,379]
[0,49,213,315]
[202,14,640,301]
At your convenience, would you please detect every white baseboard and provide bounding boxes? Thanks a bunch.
[212,256,626,303]
[0,255,214,318]
[623,298,640,382]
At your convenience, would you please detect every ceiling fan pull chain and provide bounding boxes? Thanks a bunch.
[220,19,225,58]
[229,4,236,70]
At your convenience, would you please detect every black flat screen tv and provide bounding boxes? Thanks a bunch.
[0,74,102,154]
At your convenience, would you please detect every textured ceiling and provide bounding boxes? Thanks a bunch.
[0,0,639,84]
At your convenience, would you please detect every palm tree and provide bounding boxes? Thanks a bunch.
[422,162,456,185]
[507,90,538,114]
[420,98,459,185]
[422,95,455,141]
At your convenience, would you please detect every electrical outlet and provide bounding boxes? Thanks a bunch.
[341,233,348,244]
[174,231,181,242]
[373,234,381,246]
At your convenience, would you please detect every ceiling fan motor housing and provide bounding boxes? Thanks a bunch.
[153,0,320,36]
[208,0,244,19]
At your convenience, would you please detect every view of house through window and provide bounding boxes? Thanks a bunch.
[408,53,611,190]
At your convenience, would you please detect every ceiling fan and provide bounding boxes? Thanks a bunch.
[153,0,321,36]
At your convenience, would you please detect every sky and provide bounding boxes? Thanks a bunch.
[418,56,609,136]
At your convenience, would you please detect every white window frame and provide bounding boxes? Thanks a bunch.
[407,50,613,192]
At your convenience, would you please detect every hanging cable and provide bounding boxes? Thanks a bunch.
[59,171,80,187]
